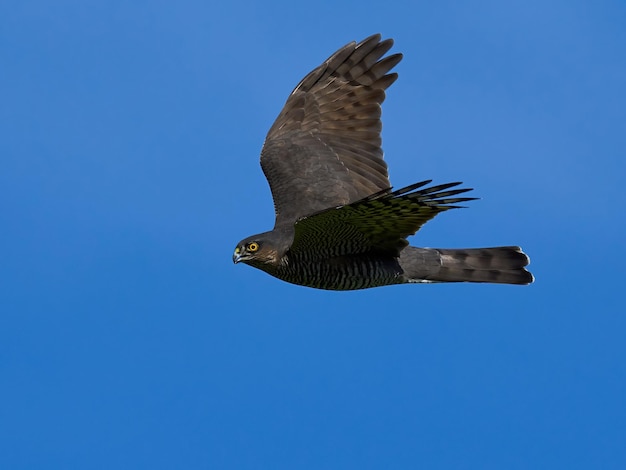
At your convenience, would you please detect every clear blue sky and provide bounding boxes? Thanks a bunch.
[2,1,625,468]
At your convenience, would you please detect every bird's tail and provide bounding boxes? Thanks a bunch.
[399,246,534,285]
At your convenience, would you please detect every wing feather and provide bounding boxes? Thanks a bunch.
[289,182,477,259]
[261,34,402,227]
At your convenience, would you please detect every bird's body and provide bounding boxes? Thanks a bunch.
[245,240,404,290]
[233,34,533,290]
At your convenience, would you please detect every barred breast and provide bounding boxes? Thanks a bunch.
[274,253,405,290]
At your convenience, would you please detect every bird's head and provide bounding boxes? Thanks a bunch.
[233,232,284,268]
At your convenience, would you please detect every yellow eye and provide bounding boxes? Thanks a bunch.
[247,242,259,252]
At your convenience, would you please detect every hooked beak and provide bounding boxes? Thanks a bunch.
[233,249,242,264]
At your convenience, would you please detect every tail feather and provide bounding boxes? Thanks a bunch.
[399,246,534,285]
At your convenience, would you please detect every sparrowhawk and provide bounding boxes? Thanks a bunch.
[233,34,534,290]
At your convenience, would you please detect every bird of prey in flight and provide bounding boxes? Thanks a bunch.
[233,34,533,290]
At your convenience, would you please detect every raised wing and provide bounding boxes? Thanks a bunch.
[289,181,477,259]
[260,34,402,228]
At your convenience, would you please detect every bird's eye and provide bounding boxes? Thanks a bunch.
[247,242,259,252]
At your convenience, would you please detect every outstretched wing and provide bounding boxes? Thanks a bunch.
[260,34,402,228]
[289,181,477,259]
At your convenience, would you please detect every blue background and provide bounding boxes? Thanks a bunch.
[2,1,625,468]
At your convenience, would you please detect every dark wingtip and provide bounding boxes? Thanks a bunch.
[399,181,478,207]
[390,180,433,196]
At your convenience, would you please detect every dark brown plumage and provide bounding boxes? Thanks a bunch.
[233,34,534,290]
